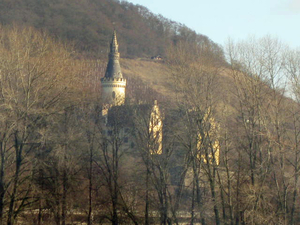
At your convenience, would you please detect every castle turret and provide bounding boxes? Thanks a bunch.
[101,31,126,107]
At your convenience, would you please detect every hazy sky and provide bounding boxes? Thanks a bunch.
[127,0,300,49]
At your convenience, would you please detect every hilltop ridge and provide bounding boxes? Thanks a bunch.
[0,0,223,60]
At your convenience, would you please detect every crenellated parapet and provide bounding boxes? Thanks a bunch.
[101,77,126,82]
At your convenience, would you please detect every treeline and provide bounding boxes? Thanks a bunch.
[2,25,300,225]
[0,25,102,225]
[163,38,300,225]
[0,0,223,60]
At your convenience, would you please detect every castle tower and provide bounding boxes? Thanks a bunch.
[101,31,126,107]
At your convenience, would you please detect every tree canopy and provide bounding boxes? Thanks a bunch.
[0,0,223,60]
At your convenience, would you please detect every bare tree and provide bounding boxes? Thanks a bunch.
[166,40,222,224]
[0,25,85,224]
[285,48,300,225]
[225,36,293,224]
[95,105,141,225]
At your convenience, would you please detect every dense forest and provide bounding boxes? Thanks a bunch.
[0,0,223,59]
[1,0,300,225]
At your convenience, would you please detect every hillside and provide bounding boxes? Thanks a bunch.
[0,0,224,60]
[122,59,172,96]
[1,1,300,224]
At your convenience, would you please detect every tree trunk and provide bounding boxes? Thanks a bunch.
[145,156,149,225]
[88,146,93,225]
[7,137,23,225]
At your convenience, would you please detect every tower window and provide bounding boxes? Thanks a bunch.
[112,91,116,99]
[156,131,160,140]
[131,142,135,148]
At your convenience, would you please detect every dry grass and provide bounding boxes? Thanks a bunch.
[121,58,175,98]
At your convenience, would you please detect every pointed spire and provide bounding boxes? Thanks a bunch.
[104,30,123,79]
[111,30,118,54]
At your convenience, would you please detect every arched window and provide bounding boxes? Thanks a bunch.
[112,91,116,99]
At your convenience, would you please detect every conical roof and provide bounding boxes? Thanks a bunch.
[104,30,123,79]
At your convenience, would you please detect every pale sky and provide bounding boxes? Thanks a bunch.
[126,0,300,49]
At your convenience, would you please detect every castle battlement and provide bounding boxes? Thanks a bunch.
[101,77,126,82]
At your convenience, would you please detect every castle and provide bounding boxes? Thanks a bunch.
[100,31,163,155]
[100,30,219,162]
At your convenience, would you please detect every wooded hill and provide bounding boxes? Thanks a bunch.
[1,1,300,225]
[0,0,223,59]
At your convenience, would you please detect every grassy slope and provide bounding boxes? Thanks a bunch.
[121,58,173,97]
[119,57,263,122]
